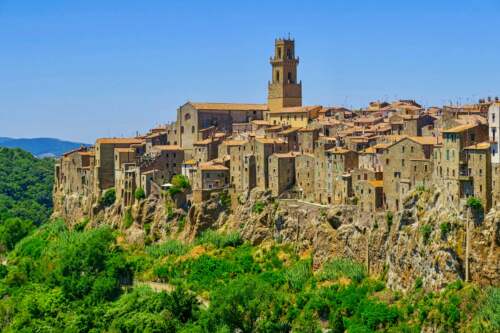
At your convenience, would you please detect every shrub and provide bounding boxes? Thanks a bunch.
[171,174,190,190]
[0,217,34,251]
[286,259,313,291]
[466,197,483,212]
[146,239,190,258]
[74,217,89,232]
[123,208,133,229]
[134,187,146,201]
[168,174,190,198]
[252,201,265,214]
[414,277,423,290]
[420,224,432,245]
[100,188,116,207]
[440,222,451,239]
[177,215,186,232]
[319,259,366,283]
[386,211,394,229]
[196,230,242,248]
[219,191,231,210]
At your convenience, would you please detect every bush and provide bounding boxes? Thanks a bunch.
[319,259,366,283]
[252,201,265,214]
[100,188,116,207]
[420,224,432,245]
[168,174,190,198]
[466,197,483,211]
[440,222,451,239]
[146,239,190,258]
[286,259,313,291]
[196,230,242,248]
[386,211,394,229]
[123,208,133,229]
[134,187,146,200]
[219,191,231,210]
[0,217,34,251]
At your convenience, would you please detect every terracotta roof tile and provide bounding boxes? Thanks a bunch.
[190,102,268,111]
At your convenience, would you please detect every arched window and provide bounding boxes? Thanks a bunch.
[184,113,191,120]
[287,72,293,83]
[192,126,195,133]
[276,70,280,82]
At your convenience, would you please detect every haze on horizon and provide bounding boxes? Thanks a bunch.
[1,0,499,143]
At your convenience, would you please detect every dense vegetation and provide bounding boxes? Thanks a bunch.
[0,147,497,332]
[0,224,497,332]
[0,148,54,252]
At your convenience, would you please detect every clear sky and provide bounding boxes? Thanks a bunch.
[1,0,499,143]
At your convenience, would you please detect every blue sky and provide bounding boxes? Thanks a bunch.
[1,0,499,143]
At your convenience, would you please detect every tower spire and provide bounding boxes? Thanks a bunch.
[267,38,302,111]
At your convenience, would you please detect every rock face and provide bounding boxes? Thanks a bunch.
[53,186,499,292]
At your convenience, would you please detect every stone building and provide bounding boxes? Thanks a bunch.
[297,128,319,154]
[268,152,296,196]
[463,142,492,211]
[55,147,95,196]
[266,106,321,128]
[176,102,266,156]
[324,148,358,204]
[192,163,229,203]
[359,143,387,172]
[489,102,499,164]
[255,138,288,189]
[295,153,315,201]
[94,138,144,193]
[193,136,221,163]
[433,123,489,207]
[227,140,253,192]
[383,137,437,211]
[492,164,500,208]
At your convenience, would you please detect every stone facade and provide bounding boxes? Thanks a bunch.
[383,137,436,211]
[295,153,315,201]
[268,153,296,196]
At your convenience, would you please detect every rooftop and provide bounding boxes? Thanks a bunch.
[189,102,268,111]
[96,138,144,145]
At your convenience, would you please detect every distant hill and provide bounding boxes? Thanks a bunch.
[0,137,89,157]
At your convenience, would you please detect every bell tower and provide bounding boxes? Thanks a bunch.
[267,38,302,111]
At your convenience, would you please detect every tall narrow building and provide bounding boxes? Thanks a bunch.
[267,38,302,111]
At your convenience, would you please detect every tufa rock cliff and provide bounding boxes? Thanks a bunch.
[53,186,499,292]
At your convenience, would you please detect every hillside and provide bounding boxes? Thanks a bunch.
[0,148,497,332]
[0,147,54,252]
[0,137,88,157]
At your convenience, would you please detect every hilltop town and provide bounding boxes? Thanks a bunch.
[52,39,500,292]
[55,38,500,215]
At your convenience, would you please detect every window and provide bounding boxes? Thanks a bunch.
[411,146,414,153]
[276,70,280,82]
[277,47,282,58]
[402,159,405,167]
[192,126,195,133]
[287,72,293,83]
[184,113,191,120]
[402,146,405,153]
[386,158,390,165]
[286,48,291,59]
